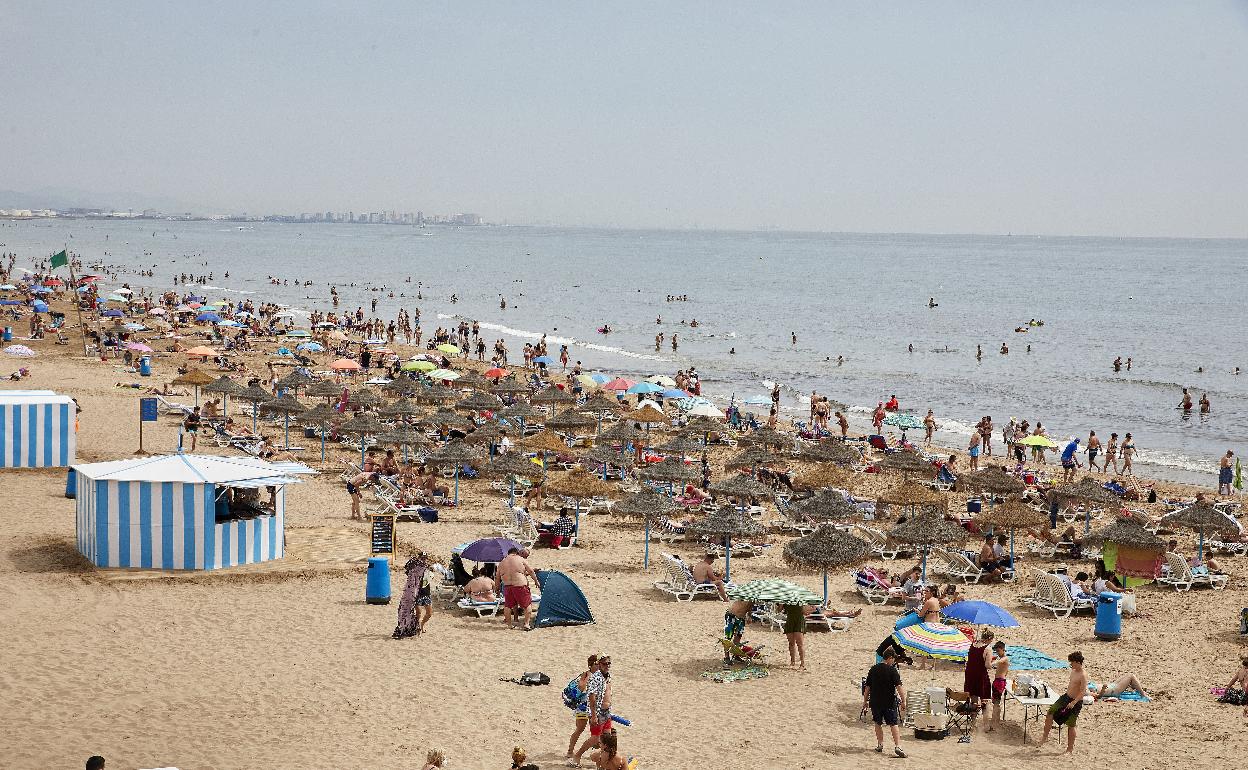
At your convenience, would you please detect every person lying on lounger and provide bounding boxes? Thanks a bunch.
[1095,673,1149,700]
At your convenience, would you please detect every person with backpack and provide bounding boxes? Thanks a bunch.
[564,654,600,760]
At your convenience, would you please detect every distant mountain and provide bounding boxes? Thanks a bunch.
[0,186,206,214]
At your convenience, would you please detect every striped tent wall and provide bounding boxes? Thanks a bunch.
[0,398,75,468]
[75,480,285,570]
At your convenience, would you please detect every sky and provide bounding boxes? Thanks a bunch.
[4,1,1248,236]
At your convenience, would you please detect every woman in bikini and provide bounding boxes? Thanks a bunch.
[1120,433,1136,475]
[1104,433,1119,475]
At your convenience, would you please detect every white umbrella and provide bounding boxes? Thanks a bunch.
[687,402,725,418]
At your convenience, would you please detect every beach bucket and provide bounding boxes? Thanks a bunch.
[1094,591,1123,641]
[65,467,76,499]
[366,556,391,604]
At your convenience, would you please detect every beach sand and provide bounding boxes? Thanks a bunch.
[1,316,1245,770]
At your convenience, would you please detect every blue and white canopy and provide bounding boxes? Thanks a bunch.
[73,453,316,487]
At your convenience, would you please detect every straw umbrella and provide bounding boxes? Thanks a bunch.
[520,430,569,475]
[786,489,863,525]
[639,456,699,493]
[1055,476,1123,533]
[499,401,543,434]
[425,440,482,505]
[545,469,616,537]
[338,412,389,467]
[234,383,273,432]
[531,386,575,411]
[306,379,345,402]
[599,420,643,446]
[202,375,243,418]
[963,467,1026,498]
[709,473,775,503]
[578,392,623,430]
[463,420,506,449]
[347,388,381,412]
[275,370,313,395]
[490,378,530,396]
[582,444,634,481]
[793,463,855,492]
[682,415,727,436]
[739,427,791,449]
[973,497,1051,567]
[879,450,934,480]
[300,402,341,464]
[783,524,871,602]
[654,435,706,457]
[456,390,503,416]
[627,403,668,428]
[258,394,306,450]
[1084,516,1166,563]
[546,409,597,435]
[888,509,968,582]
[1160,501,1241,562]
[381,377,418,398]
[421,407,473,433]
[379,423,432,463]
[797,440,861,466]
[172,368,213,407]
[610,488,677,569]
[724,446,787,473]
[411,384,459,405]
[379,397,422,422]
[480,453,544,506]
[876,482,947,519]
[454,370,490,391]
[686,508,766,581]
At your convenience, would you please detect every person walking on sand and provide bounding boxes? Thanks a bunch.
[784,602,810,669]
[571,655,614,766]
[968,430,981,471]
[1104,432,1120,475]
[1120,433,1136,475]
[1219,450,1235,495]
[836,410,849,440]
[1087,431,1102,473]
[923,409,936,446]
[1037,651,1088,754]
[495,547,538,630]
[862,648,907,758]
[566,654,600,760]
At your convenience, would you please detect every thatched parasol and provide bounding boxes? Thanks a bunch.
[888,509,968,581]
[786,490,862,523]
[599,421,644,445]
[686,507,766,580]
[793,463,855,491]
[421,407,473,428]
[232,383,273,430]
[346,388,381,411]
[531,386,575,407]
[639,456,699,484]
[203,375,243,396]
[1160,501,1241,560]
[611,489,676,521]
[682,415,727,434]
[378,424,432,449]
[275,370,314,393]
[258,394,306,450]
[520,430,570,454]
[306,379,345,400]
[454,370,490,391]
[381,378,417,397]
[545,469,616,500]
[490,378,531,395]
[724,446,787,470]
[546,409,597,433]
[456,391,503,413]
[500,401,544,421]
[462,421,506,445]
[338,412,387,436]
[783,524,871,601]
[879,450,934,479]
[739,427,791,449]
[583,444,635,468]
[962,467,1026,496]
[579,393,622,414]
[480,454,544,480]
[709,473,774,501]
[411,385,459,404]
[1084,515,1165,551]
[425,440,481,504]
[627,404,667,424]
[797,441,861,466]
[974,497,1052,566]
[877,482,947,510]
[300,402,340,427]
[379,397,422,420]
[654,435,706,456]
[173,368,214,388]
[1054,476,1123,534]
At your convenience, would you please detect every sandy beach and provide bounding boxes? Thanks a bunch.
[0,280,1244,770]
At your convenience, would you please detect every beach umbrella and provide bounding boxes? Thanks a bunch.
[545,469,616,534]
[306,379,345,401]
[173,368,215,407]
[727,578,822,606]
[892,622,972,662]
[654,435,706,457]
[203,375,243,417]
[185,345,217,359]
[31,300,49,313]
[456,391,504,414]
[888,509,967,582]
[787,490,863,524]
[647,375,677,388]
[962,467,1026,497]
[296,341,324,353]
[546,408,597,434]
[882,412,923,438]
[603,377,635,391]
[412,385,459,404]
[463,421,507,451]
[782,524,870,602]
[300,402,341,463]
[195,312,221,323]
[427,368,459,381]
[709,473,775,503]
[490,377,530,395]
[257,394,305,449]
[610,488,677,568]
[579,393,623,433]
[379,423,432,463]
[436,343,460,355]
[724,446,787,472]
[626,382,663,395]
[877,481,947,514]
[880,450,934,480]
[101,309,124,318]
[484,367,509,379]
[627,404,667,426]
[275,370,314,394]
[598,420,642,445]
[686,508,766,581]
[940,599,1019,628]
[796,440,861,465]
[401,360,437,373]
[743,394,771,407]
[681,414,727,435]
[461,537,521,564]
[380,397,422,420]
[381,378,418,398]
[345,388,382,412]
[339,412,389,465]
[520,430,569,466]
[3,344,36,357]
[1017,435,1057,448]
[123,322,146,332]
[125,342,152,353]
[582,444,635,480]
[974,497,1051,566]
[480,454,544,506]
[531,355,555,366]
[793,463,855,492]
[686,402,726,419]
[233,383,273,430]
[640,456,699,491]
[329,358,363,372]
[1055,476,1123,533]
[1160,501,1241,562]
[421,407,473,430]
[739,428,791,449]
[575,374,601,390]
[661,388,693,400]
[454,370,490,391]
[531,386,576,409]
[426,440,481,505]
[498,400,543,434]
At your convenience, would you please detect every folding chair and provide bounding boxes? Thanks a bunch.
[944,689,977,742]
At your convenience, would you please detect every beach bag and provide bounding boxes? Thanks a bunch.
[562,678,586,710]
[1219,688,1246,706]
[519,671,550,686]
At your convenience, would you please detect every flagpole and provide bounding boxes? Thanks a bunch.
[65,249,90,357]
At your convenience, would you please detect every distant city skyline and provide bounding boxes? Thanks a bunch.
[4,3,1247,238]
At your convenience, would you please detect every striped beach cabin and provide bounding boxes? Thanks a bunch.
[73,453,315,570]
[0,390,76,468]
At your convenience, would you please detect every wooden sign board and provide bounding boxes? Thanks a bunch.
[369,513,396,556]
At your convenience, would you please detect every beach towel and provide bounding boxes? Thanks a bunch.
[1005,645,1067,671]
[1089,682,1149,702]
[1106,543,1163,580]
[701,664,768,683]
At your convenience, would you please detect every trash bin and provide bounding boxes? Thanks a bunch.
[2,327,10,342]
[139,356,152,376]
[65,467,77,499]
[1094,591,1123,640]
[366,556,391,604]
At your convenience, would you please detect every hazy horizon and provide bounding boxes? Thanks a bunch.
[6,2,1248,237]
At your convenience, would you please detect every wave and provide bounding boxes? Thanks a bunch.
[1132,448,1218,476]
[200,284,256,295]
[437,313,670,363]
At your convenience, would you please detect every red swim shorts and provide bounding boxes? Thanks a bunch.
[504,584,532,609]
[590,718,612,736]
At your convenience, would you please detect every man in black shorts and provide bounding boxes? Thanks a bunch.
[862,648,907,757]
[1038,650,1089,753]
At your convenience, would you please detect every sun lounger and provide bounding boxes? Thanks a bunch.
[456,590,541,618]
[155,394,195,417]
[1026,572,1096,618]
[652,553,728,602]
[853,568,906,605]
[1158,552,1229,591]
[857,526,909,560]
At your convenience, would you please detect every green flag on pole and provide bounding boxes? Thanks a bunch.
[50,250,68,269]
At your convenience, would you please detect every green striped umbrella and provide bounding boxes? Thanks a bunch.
[726,578,821,606]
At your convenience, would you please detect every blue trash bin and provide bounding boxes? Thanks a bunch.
[366,556,391,604]
[65,467,77,499]
[139,356,152,376]
[1094,591,1123,640]
[2,327,11,342]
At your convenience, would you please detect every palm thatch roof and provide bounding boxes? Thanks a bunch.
[786,490,862,522]
[258,394,306,415]
[306,379,346,399]
[796,441,860,465]
[973,498,1050,530]
[783,525,870,570]
[300,403,341,427]
[610,489,676,521]
[793,463,855,491]
[378,424,432,448]
[579,393,622,414]
[709,473,774,500]
[172,368,214,387]
[681,415,727,434]
[724,447,787,469]
[638,456,699,483]
[1054,477,1121,506]
[545,469,616,500]
[598,421,643,444]
[456,391,503,413]
[203,375,244,395]
[961,467,1026,495]
[479,454,544,480]
[235,384,273,404]
[582,445,635,469]
[1160,501,1241,535]
[275,370,314,391]
[379,398,422,419]
[545,409,598,432]
[876,482,947,508]
[654,435,706,456]
[462,422,506,444]
[421,408,473,428]
[380,378,417,398]
[453,370,490,391]
[490,378,531,395]
[879,451,934,477]
[1083,515,1165,550]
[627,404,667,424]
[337,413,388,435]
[520,430,570,453]
[425,440,482,466]
[346,389,381,410]
[530,386,575,406]
[887,510,967,546]
[686,508,766,538]
[739,428,791,449]
[411,385,459,404]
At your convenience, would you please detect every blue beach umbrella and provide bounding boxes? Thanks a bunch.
[196,312,221,323]
[297,342,324,352]
[661,388,692,399]
[940,599,1020,628]
[31,300,49,313]
[101,309,123,318]
[533,355,555,365]
[0,299,20,306]
[626,382,663,395]
[588,373,610,384]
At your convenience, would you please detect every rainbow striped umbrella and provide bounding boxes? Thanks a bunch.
[892,622,971,662]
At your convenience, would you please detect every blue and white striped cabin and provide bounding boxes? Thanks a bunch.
[0,390,76,468]
[73,454,315,570]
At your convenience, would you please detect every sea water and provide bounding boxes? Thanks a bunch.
[3,219,1244,485]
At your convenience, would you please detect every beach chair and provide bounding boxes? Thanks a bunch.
[933,547,986,584]
[853,568,906,605]
[657,554,727,602]
[808,607,854,633]
[903,690,930,728]
[155,394,195,417]
[1031,572,1096,619]
[857,526,908,560]
[1159,552,1229,591]
[456,590,541,618]
[944,689,977,740]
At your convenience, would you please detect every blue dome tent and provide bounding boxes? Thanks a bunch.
[533,570,594,628]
